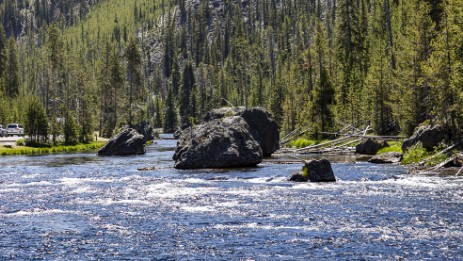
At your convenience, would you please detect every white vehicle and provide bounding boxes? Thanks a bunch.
[7,123,24,136]
[0,125,7,137]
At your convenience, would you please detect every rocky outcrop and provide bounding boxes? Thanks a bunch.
[173,116,263,169]
[290,159,336,182]
[402,125,446,152]
[130,121,155,142]
[368,152,402,164]
[98,128,146,156]
[204,107,280,156]
[355,138,389,155]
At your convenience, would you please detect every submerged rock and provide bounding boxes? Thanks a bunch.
[98,128,146,156]
[290,159,336,182]
[173,116,263,169]
[355,138,389,155]
[369,152,402,164]
[204,107,280,156]
[289,173,309,182]
[402,125,446,152]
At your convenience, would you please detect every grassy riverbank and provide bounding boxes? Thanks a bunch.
[0,141,106,156]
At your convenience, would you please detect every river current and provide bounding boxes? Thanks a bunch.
[1,139,462,260]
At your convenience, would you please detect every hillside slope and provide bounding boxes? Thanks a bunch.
[0,0,462,145]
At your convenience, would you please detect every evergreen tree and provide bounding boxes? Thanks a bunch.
[179,61,195,127]
[125,36,145,125]
[393,0,434,135]
[25,96,48,144]
[5,37,19,98]
[163,87,177,133]
[334,0,366,127]
[423,0,463,138]
[171,56,180,97]
[154,96,162,128]
[0,24,6,82]
[63,109,79,145]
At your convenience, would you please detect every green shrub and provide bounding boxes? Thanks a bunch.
[402,143,429,164]
[377,141,403,154]
[16,138,26,146]
[289,138,317,148]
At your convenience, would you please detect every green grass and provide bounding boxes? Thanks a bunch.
[377,141,403,154]
[289,138,317,148]
[0,141,106,156]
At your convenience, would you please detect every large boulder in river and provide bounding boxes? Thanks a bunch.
[98,128,146,156]
[173,116,263,169]
[290,159,336,182]
[355,138,389,155]
[402,125,446,152]
[204,107,280,156]
[130,121,155,142]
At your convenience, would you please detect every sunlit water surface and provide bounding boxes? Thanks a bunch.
[1,140,463,260]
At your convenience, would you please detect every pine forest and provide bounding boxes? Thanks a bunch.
[0,0,462,145]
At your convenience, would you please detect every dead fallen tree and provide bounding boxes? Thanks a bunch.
[319,132,403,140]
[419,144,457,167]
[279,127,369,154]
[280,127,312,145]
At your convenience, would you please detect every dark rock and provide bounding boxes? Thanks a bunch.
[289,173,309,182]
[303,159,336,182]
[402,125,446,152]
[173,116,263,169]
[355,138,389,155]
[204,107,280,156]
[443,153,463,168]
[369,152,402,164]
[173,129,182,139]
[98,128,146,156]
[130,121,154,142]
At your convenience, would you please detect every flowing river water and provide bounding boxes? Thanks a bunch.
[1,139,463,260]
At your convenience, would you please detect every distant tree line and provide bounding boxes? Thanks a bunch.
[0,0,462,145]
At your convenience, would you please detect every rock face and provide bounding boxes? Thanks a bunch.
[369,152,402,164]
[290,159,336,182]
[173,116,263,169]
[402,125,446,152]
[204,107,280,156]
[131,121,154,142]
[98,128,146,156]
[355,138,389,155]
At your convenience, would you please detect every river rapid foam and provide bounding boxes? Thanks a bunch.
[1,140,462,259]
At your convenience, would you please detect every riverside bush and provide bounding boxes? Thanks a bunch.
[289,138,317,148]
[377,141,403,154]
[402,143,429,164]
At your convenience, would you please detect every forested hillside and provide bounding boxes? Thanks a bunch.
[0,0,462,145]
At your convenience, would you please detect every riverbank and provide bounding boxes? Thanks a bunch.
[0,141,106,156]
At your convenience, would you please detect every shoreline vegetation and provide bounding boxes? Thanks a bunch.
[1,134,460,176]
[0,141,106,156]
[287,137,461,170]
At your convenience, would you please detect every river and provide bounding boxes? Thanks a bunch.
[0,139,462,260]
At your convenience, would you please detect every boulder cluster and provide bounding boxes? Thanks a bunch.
[173,107,280,169]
